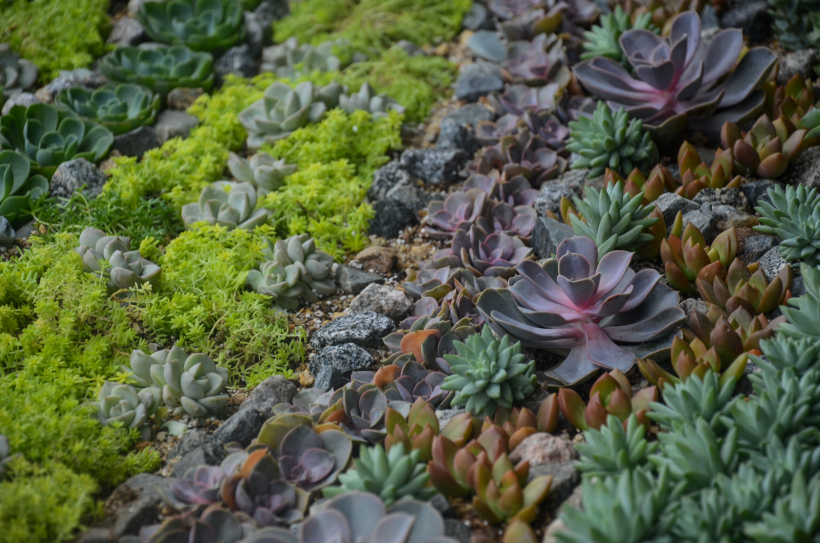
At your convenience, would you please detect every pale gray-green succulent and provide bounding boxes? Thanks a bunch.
[339,83,405,119]
[181,182,270,230]
[0,43,38,97]
[260,37,342,78]
[227,152,295,197]
[94,381,160,440]
[75,227,161,293]
[246,234,336,311]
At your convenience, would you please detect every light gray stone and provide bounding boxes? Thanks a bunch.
[238,374,297,418]
[776,49,818,85]
[107,17,145,47]
[212,408,264,447]
[709,205,758,230]
[682,207,719,244]
[692,187,751,213]
[170,440,226,478]
[739,235,778,264]
[169,428,208,460]
[510,433,578,466]
[400,148,467,186]
[310,311,396,350]
[0,217,16,249]
[785,146,820,190]
[396,40,424,57]
[368,198,418,239]
[1,92,39,115]
[384,183,436,214]
[39,68,107,101]
[49,158,107,200]
[679,298,708,331]
[757,246,789,282]
[314,365,347,391]
[467,30,505,63]
[308,343,374,378]
[455,61,505,102]
[112,126,160,158]
[334,265,385,294]
[534,180,583,218]
[652,192,700,227]
[529,461,580,502]
[128,0,164,14]
[443,103,496,128]
[436,118,480,155]
[167,87,204,110]
[100,474,173,536]
[444,520,471,543]
[719,1,771,43]
[462,2,494,30]
[532,216,574,259]
[348,283,413,320]
[154,110,198,144]
[214,44,259,83]
[435,406,466,428]
[368,160,414,201]
[430,494,456,518]
[740,179,777,208]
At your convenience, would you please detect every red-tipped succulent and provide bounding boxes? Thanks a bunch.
[354,357,452,407]
[604,165,672,204]
[382,314,479,373]
[676,142,740,199]
[661,213,737,294]
[696,259,792,316]
[558,369,657,430]
[720,114,808,179]
[385,398,475,462]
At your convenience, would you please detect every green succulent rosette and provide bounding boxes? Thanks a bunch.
[56,83,161,136]
[0,150,49,225]
[136,0,245,54]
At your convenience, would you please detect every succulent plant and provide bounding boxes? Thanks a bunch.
[249,413,352,491]
[746,471,820,542]
[384,398,475,462]
[476,236,685,386]
[182,182,269,231]
[238,81,343,149]
[697,258,792,316]
[502,33,568,87]
[574,11,778,139]
[383,314,480,374]
[75,227,161,293]
[339,83,405,119]
[463,171,538,207]
[138,505,246,543]
[261,38,341,78]
[754,184,820,267]
[0,43,38,97]
[241,492,459,543]
[323,442,435,505]
[246,234,335,311]
[494,1,564,41]
[494,401,560,445]
[425,223,533,279]
[424,189,488,240]
[56,83,161,136]
[355,359,452,408]
[0,104,113,179]
[779,264,820,343]
[94,381,159,441]
[227,152,296,197]
[720,115,808,179]
[470,129,568,188]
[575,414,658,476]
[581,7,655,66]
[558,369,657,431]
[566,101,657,178]
[136,0,245,53]
[101,45,214,100]
[125,346,229,417]
[661,213,737,294]
[569,181,660,255]
[477,111,570,152]
[488,84,563,116]
[311,385,404,444]
[602,164,672,205]
[767,0,820,50]
[441,326,536,418]
[0,149,49,225]
[769,75,820,134]
[676,142,740,199]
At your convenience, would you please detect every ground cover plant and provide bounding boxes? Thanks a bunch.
[2,0,820,542]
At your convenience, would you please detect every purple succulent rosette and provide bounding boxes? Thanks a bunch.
[476,111,570,151]
[463,171,538,207]
[488,84,563,116]
[352,356,452,408]
[476,236,685,385]
[470,129,567,187]
[424,189,488,240]
[573,11,777,138]
[502,34,568,86]
[425,223,533,279]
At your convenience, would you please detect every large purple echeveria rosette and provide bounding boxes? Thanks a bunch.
[476,237,685,385]
[573,11,777,138]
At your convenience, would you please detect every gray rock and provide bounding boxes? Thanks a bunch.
[455,61,505,102]
[776,49,818,85]
[436,118,480,155]
[238,374,297,418]
[154,110,198,144]
[462,2,494,30]
[443,103,497,128]
[400,148,467,186]
[740,179,777,208]
[310,312,396,351]
[532,217,575,259]
[679,298,708,330]
[384,183,436,214]
[652,192,700,227]
[213,408,264,448]
[214,44,259,83]
[368,198,418,239]
[244,0,283,57]
[368,160,414,201]
[757,246,789,282]
[467,30,506,63]
[171,443,225,478]
[41,69,107,98]
[534,180,583,218]
[1,92,39,115]
[49,158,107,200]
[693,187,751,213]
[308,343,374,378]
[396,40,424,57]
[99,474,173,536]
[0,217,16,249]
[792,275,806,298]
[719,1,771,43]
[739,235,778,264]
[112,126,160,158]
[785,146,820,190]
[167,87,205,110]
[335,265,385,294]
[78,527,117,543]
[430,494,456,518]
[444,520,471,543]
[169,428,209,460]
[314,365,347,391]
[700,4,720,29]
[529,461,580,502]
[13,220,36,242]
[682,208,719,244]
[709,205,759,230]
[348,283,413,320]
[107,17,145,47]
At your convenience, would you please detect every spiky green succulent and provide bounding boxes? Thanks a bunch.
[0,43,38,97]
[56,83,161,136]
[100,45,214,100]
[754,184,820,267]
[767,0,820,51]
[779,264,820,344]
[181,182,270,231]
[323,442,436,506]
[246,234,336,311]
[136,0,245,53]
[75,227,162,294]
[339,83,406,119]
[570,181,659,255]
[94,382,159,440]
[581,7,655,67]
[441,325,536,418]
[566,101,658,178]
[260,37,341,78]
[227,152,296,197]
[745,471,820,541]
[0,104,113,179]
[576,415,659,477]
[0,149,49,225]
[238,81,344,149]
[123,346,230,417]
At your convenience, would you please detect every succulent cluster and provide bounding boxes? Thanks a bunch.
[558,369,657,430]
[123,346,230,417]
[246,234,336,311]
[697,258,792,317]
[477,236,684,385]
[425,223,533,279]
[487,84,563,116]
[93,382,159,440]
[383,399,475,461]
[477,111,570,152]
[502,33,569,87]
[355,359,452,408]
[602,164,672,204]
[339,82,406,118]
[676,142,740,199]
[0,103,113,178]
[755,184,820,267]
[75,227,161,293]
[227,152,296,197]
[767,0,820,50]
[470,128,568,188]
[0,149,49,225]
[661,215,737,294]
[382,313,480,374]
[261,38,341,77]
[136,0,245,53]
[721,115,808,179]
[0,43,38,97]
[182,182,270,231]
[56,83,161,136]
[424,188,537,241]
[101,45,214,99]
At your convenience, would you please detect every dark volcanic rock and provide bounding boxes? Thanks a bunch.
[368,198,418,239]
[310,312,396,351]
[400,148,467,186]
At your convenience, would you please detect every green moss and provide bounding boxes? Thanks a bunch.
[0,459,99,543]
[0,0,111,83]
